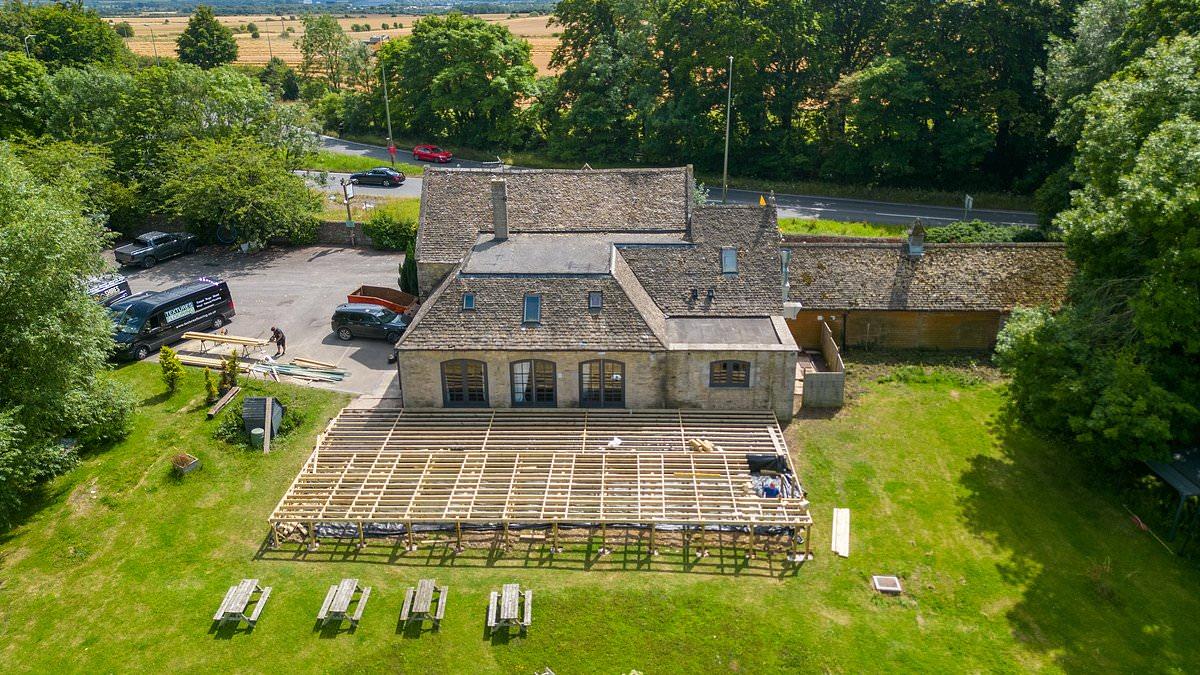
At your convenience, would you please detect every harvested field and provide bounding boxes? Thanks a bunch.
[112,12,559,72]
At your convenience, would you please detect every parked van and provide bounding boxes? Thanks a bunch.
[109,277,235,361]
[86,273,133,307]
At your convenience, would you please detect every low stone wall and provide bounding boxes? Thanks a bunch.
[802,321,844,408]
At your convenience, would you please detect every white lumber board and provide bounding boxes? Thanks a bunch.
[832,507,850,557]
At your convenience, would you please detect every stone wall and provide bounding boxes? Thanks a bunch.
[664,348,797,422]
[416,261,458,300]
[396,346,798,421]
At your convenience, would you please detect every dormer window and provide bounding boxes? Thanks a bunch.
[523,294,541,324]
[462,292,475,310]
[721,246,738,274]
[588,291,603,310]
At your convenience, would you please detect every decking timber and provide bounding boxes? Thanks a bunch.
[269,409,809,531]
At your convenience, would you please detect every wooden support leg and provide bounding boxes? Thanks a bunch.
[406,522,415,551]
[804,524,813,560]
[747,526,756,559]
[357,522,365,550]
[269,523,280,550]
[599,523,609,556]
[455,522,463,553]
[551,522,560,553]
[649,525,658,557]
[502,522,510,552]
[307,521,318,551]
[696,527,708,558]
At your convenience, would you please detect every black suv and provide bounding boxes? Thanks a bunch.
[349,167,405,186]
[114,231,198,268]
[331,303,410,343]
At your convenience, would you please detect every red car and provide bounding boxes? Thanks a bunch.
[413,144,453,163]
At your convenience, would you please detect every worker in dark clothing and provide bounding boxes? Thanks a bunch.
[269,326,286,357]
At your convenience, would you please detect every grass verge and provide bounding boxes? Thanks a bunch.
[297,150,424,176]
[1,362,1197,672]
[778,218,907,238]
[320,195,420,223]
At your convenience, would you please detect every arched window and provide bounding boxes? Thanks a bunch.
[710,360,750,388]
[441,359,488,407]
[511,359,556,407]
[580,359,625,407]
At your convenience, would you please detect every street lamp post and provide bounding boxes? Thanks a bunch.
[381,60,395,167]
[721,55,733,204]
[23,34,34,58]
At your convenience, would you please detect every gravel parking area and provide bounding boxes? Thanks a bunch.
[106,245,405,396]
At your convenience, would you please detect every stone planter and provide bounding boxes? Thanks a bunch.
[172,453,200,475]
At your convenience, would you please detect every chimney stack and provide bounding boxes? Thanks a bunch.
[491,177,508,241]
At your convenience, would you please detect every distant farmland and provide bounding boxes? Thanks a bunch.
[111,13,559,72]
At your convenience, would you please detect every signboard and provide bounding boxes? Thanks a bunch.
[344,182,355,200]
[964,194,974,211]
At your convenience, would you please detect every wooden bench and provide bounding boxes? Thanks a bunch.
[488,583,531,634]
[401,579,446,629]
[213,579,270,627]
[316,578,370,627]
[486,591,499,631]
[522,590,533,628]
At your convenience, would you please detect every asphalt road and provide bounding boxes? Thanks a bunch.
[106,246,404,397]
[320,135,1037,226]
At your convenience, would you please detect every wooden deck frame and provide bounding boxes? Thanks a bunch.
[269,409,812,545]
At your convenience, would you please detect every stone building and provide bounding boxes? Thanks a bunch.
[783,230,1074,351]
[398,166,799,421]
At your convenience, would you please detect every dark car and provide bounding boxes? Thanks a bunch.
[114,231,198,268]
[331,303,409,343]
[349,167,406,186]
[413,144,453,163]
[109,277,235,360]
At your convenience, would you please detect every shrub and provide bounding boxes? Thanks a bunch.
[114,21,134,37]
[159,346,183,392]
[925,220,1048,243]
[219,353,239,393]
[212,389,306,446]
[363,210,417,251]
[203,368,219,404]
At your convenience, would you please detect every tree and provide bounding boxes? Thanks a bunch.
[259,56,300,100]
[159,346,183,392]
[219,353,239,393]
[378,13,537,146]
[203,368,219,404]
[997,35,1200,465]
[0,1,132,70]
[114,21,133,38]
[161,138,321,245]
[299,14,350,90]
[42,65,133,143]
[400,240,418,296]
[0,147,132,525]
[0,52,48,139]
[177,5,238,70]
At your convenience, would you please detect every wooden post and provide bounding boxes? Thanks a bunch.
[455,521,463,552]
[269,523,280,549]
[262,397,272,455]
[357,522,365,550]
[747,524,756,559]
[502,521,510,551]
[599,522,608,555]
[307,521,317,550]
[406,522,415,551]
[648,525,657,556]
[551,522,560,553]
[804,524,813,560]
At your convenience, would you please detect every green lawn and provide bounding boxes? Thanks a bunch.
[297,151,425,176]
[779,217,907,238]
[321,196,421,223]
[1,363,1197,672]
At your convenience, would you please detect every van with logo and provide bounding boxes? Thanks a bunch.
[109,277,235,360]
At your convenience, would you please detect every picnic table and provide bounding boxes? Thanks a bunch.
[399,578,448,629]
[487,583,532,634]
[317,578,372,627]
[213,578,272,627]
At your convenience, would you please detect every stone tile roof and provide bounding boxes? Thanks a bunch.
[416,167,692,263]
[396,273,666,351]
[784,242,1074,311]
[618,205,785,317]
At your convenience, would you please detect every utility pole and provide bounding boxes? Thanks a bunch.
[721,55,733,204]
[23,34,34,58]
[149,28,158,64]
[381,60,396,167]
[266,31,274,59]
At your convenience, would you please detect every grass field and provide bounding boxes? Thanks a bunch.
[297,150,424,176]
[1,363,1197,672]
[320,195,420,223]
[778,218,907,238]
[113,12,558,71]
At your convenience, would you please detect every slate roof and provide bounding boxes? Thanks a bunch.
[784,242,1074,311]
[397,273,666,351]
[416,167,692,263]
[618,205,785,317]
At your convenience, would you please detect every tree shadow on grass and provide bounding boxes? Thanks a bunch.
[959,410,1200,672]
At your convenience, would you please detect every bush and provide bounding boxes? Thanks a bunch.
[203,368,219,404]
[925,220,1048,243]
[363,210,417,250]
[114,21,134,37]
[159,346,183,392]
[212,389,306,446]
[219,353,238,393]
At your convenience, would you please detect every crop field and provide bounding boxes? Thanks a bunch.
[111,12,559,71]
